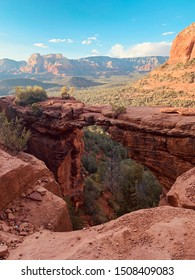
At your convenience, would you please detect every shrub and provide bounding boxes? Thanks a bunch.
[14,86,48,106]
[110,103,126,116]
[31,103,43,117]
[0,112,31,152]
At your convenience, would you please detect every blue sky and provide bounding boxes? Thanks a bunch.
[0,0,195,60]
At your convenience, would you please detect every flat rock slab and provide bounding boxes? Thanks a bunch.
[29,192,43,202]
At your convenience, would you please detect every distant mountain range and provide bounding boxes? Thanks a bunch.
[0,54,168,77]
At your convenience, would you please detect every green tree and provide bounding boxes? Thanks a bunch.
[61,86,69,99]
[103,147,122,199]
[61,86,75,99]
[117,162,140,215]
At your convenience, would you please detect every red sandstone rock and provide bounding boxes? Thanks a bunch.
[167,168,195,209]
[168,22,195,64]
[19,189,72,231]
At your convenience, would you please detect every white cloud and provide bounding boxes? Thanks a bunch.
[91,49,100,55]
[88,36,97,40]
[49,38,66,43]
[82,40,92,45]
[162,23,167,26]
[49,38,74,43]
[33,43,48,48]
[82,36,97,45]
[162,31,175,36]
[110,41,172,58]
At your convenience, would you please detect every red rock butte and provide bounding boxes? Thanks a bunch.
[168,22,195,64]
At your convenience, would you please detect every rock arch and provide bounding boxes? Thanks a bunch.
[0,97,194,196]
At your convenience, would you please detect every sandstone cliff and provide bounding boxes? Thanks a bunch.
[168,22,195,64]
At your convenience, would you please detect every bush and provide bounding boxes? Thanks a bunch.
[0,112,31,152]
[110,103,126,117]
[14,86,48,106]
[31,103,43,117]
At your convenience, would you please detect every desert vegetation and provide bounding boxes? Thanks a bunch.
[71,84,195,108]
[0,111,31,152]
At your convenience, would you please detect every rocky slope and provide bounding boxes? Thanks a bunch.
[0,54,168,76]
[132,23,195,106]
[7,205,195,260]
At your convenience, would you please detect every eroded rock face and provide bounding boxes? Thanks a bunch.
[28,127,84,196]
[167,167,195,209]
[168,23,195,64]
[0,148,72,232]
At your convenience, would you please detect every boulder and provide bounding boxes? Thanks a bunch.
[0,149,61,211]
[167,168,195,209]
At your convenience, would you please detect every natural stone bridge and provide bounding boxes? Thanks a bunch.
[0,96,194,196]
